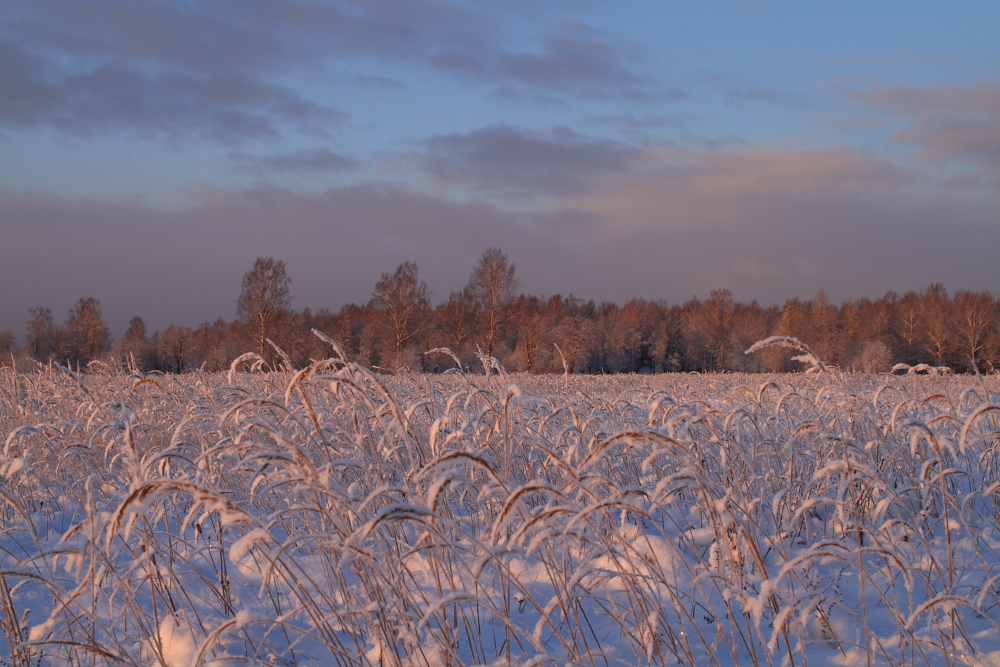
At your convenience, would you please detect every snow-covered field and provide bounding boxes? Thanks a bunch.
[2,351,1000,666]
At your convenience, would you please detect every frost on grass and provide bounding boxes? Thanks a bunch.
[1,354,1000,666]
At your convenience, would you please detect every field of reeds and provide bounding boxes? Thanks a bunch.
[2,340,1000,666]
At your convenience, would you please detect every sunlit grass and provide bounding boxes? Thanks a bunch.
[1,349,999,666]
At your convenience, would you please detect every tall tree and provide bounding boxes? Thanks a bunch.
[236,257,293,361]
[26,306,57,361]
[682,289,736,371]
[369,261,431,367]
[194,318,244,372]
[112,315,150,371]
[896,291,923,364]
[547,296,597,373]
[953,290,995,371]
[771,299,810,371]
[732,301,773,372]
[602,299,663,373]
[156,325,193,374]
[918,283,952,366]
[466,247,519,356]
[511,295,546,372]
[124,316,148,342]
[0,331,16,367]
[441,289,473,354]
[66,297,110,364]
[807,290,838,363]
[703,289,737,370]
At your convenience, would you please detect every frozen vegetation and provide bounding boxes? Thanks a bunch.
[2,341,1000,666]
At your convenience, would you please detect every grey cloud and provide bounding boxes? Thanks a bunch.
[939,170,1000,191]
[0,42,60,125]
[584,112,693,129]
[232,149,360,174]
[0,39,344,142]
[699,71,812,109]
[292,1,489,63]
[1,0,658,141]
[420,125,642,198]
[499,33,643,96]
[898,118,1000,166]
[581,113,749,149]
[350,75,405,91]
[585,190,999,309]
[486,85,572,109]
[581,113,695,144]
[4,149,998,340]
[8,0,481,74]
[8,1,343,75]
[263,149,360,173]
[27,1,644,92]
[434,29,659,100]
[0,185,554,337]
[726,87,811,108]
[1,0,433,141]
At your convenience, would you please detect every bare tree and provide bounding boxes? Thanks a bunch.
[0,330,16,367]
[236,257,293,361]
[897,291,922,364]
[112,316,150,371]
[441,289,473,353]
[602,299,663,373]
[66,296,110,364]
[807,289,838,363]
[512,295,545,372]
[917,283,952,366]
[156,325,193,374]
[704,289,737,370]
[466,247,519,356]
[682,289,736,371]
[732,301,773,372]
[124,316,148,342]
[953,290,995,371]
[26,306,57,361]
[195,318,243,372]
[369,261,430,368]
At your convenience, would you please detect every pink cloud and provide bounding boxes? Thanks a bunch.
[579,147,915,234]
[856,81,1000,167]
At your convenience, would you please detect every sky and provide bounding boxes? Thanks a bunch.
[2,1,999,339]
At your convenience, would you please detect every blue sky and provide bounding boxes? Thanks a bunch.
[2,1,999,337]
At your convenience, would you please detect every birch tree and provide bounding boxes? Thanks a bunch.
[369,261,430,368]
[236,257,293,361]
[466,247,519,357]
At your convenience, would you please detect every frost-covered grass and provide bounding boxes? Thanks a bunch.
[1,351,1000,666]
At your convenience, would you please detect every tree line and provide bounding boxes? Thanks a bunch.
[3,249,998,374]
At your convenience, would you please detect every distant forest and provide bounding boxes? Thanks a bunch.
[5,249,998,375]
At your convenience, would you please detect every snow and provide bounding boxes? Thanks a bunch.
[2,361,1000,665]
[150,617,197,667]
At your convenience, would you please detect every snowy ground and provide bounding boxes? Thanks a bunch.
[2,353,1000,666]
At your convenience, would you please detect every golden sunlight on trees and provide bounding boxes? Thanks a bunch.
[26,306,56,362]
[66,296,111,363]
[466,247,519,357]
[236,257,293,362]
[25,298,110,366]
[15,249,999,376]
[953,290,997,370]
[369,261,431,370]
